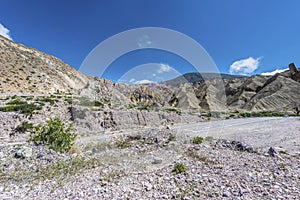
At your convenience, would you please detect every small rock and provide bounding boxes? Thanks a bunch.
[152,158,162,164]
[268,147,279,157]
[234,141,254,153]
[36,153,43,158]
[15,146,32,159]
[145,182,152,191]
[223,190,231,197]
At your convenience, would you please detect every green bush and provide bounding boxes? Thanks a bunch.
[173,162,186,174]
[192,136,204,144]
[15,121,34,133]
[29,118,77,153]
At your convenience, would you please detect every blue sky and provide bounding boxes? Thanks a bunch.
[1,0,300,83]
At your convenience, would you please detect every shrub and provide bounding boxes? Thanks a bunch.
[173,162,186,174]
[168,134,176,141]
[192,136,204,144]
[15,121,34,133]
[29,118,77,153]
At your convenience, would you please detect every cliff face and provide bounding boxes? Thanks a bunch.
[1,35,299,112]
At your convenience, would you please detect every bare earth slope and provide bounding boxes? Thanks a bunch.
[0,35,89,94]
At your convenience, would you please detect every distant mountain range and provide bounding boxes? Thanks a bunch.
[162,72,246,87]
[1,35,299,112]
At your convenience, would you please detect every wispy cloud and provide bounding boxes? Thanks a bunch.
[261,68,288,76]
[0,23,12,40]
[134,79,153,84]
[157,63,172,74]
[137,35,152,48]
[129,78,135,83]
[229,57,262,75]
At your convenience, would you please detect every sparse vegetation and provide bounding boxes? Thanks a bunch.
[103,170,123,182]
[114,137,132,149]
[15,121,34,133]
[173,162,186,174]
[29,118,77,153]
[74,97,105,108]
[40,156,100,179]
[164,107,181,114]
[1,155,101,184]
[204,136,214,142]
[38,96,57,105]
[168,134,176,141]
[0,99,41,116]
[192,136,204,144]
[185,150,208,162]
[136,104,152,111]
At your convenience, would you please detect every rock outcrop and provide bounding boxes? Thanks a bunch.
[70,106,202,133]
[289,63,300,82]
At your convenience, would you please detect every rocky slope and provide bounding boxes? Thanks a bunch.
[0,35,89,94]
[0,35,299,113]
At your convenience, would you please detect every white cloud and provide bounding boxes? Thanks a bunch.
[129,78,135,83]
[229,57,261,75]
[134,79,153,84]
[157,63,172,74]
[261,68,288,76]
[0,23,12,40]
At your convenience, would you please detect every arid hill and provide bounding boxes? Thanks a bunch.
[1,35,299,113]
[0,35,89,94]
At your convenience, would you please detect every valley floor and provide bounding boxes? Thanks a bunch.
[0,117,299,199]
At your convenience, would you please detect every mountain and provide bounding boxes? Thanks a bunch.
[0,35,89,94]
[0,35,299,113]
[162,72,246,87]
